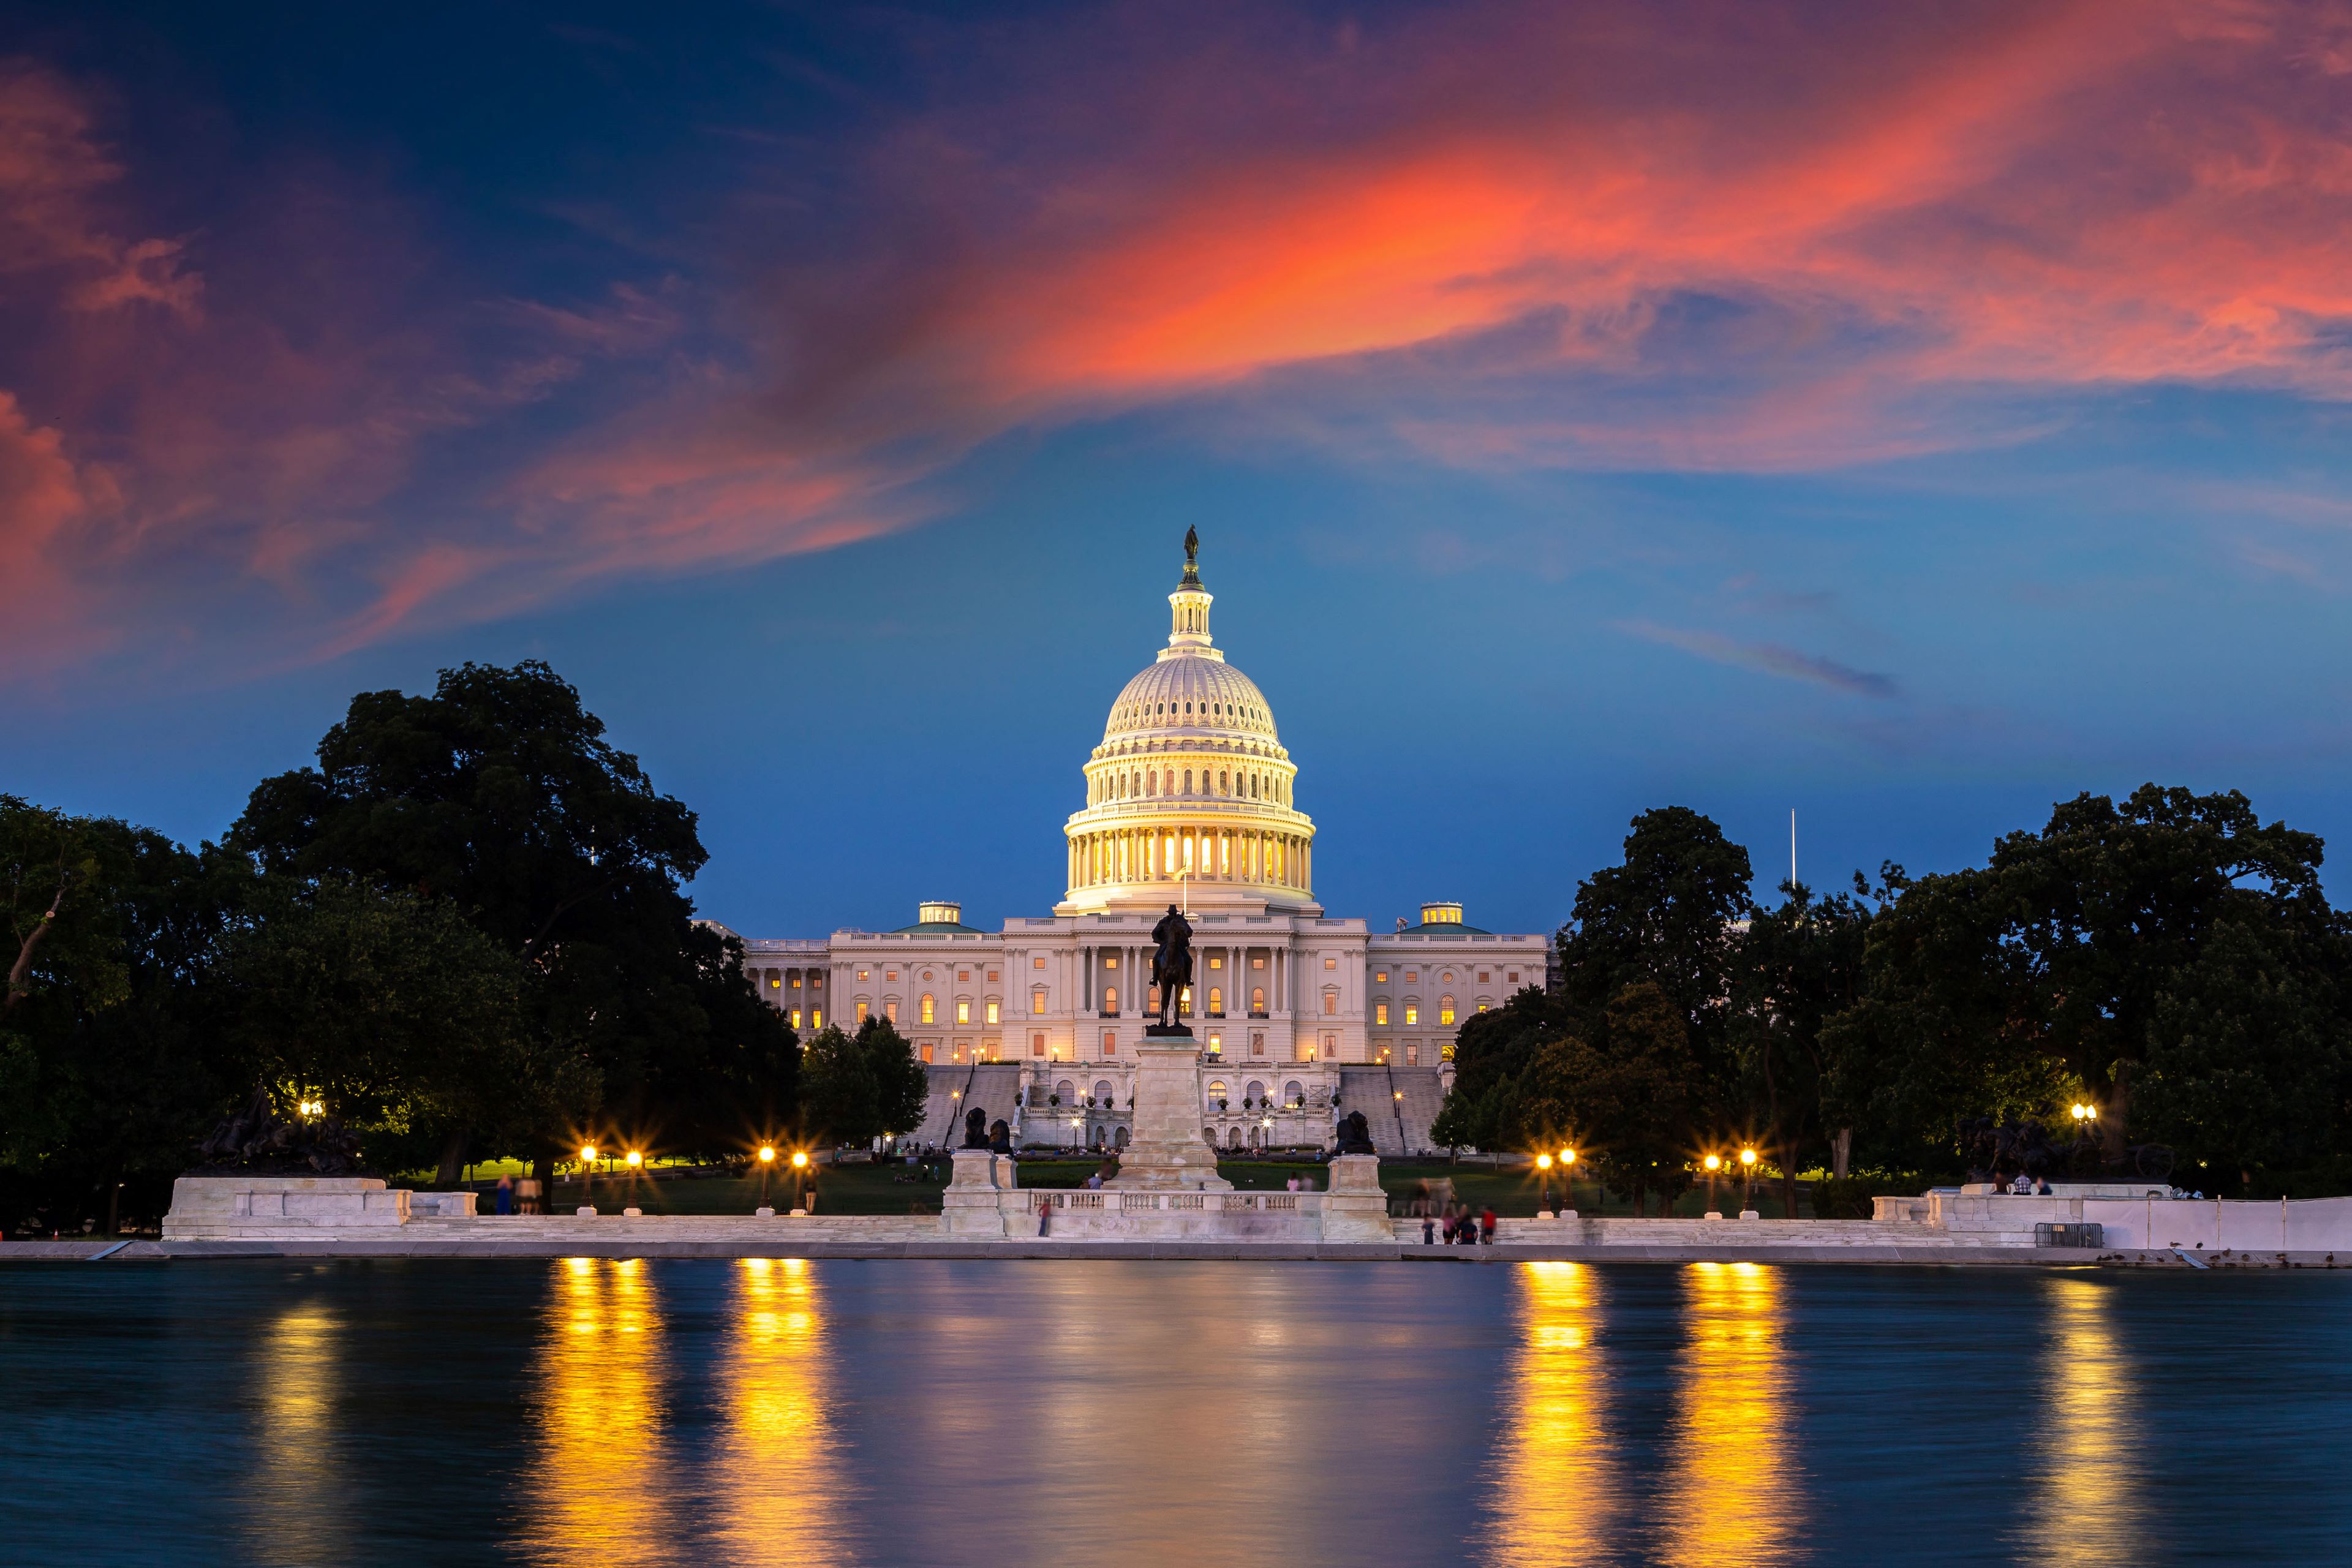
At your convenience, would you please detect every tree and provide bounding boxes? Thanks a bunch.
[0,801,243,1229]
[1429,985,1561,1152]
[219,877,555,1182]
[1731,873,1879,1216]
[1496,982,1699,1215]
[227,660,796,1174]
[1556,806,1752,1084]
[2132,899,2352,1191]
[1826,786,2328,1159]
[799,1018,927,1147]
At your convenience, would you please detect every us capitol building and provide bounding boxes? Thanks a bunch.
[715,538,1545,1156]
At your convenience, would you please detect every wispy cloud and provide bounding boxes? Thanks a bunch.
[1615,618,1901,699]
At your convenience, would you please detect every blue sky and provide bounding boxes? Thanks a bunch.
[8,2,2352,932]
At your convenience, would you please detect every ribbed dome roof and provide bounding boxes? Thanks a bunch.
[1103,657,1278,746]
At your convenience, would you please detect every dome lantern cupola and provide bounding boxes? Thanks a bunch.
[1165,524,1216,658]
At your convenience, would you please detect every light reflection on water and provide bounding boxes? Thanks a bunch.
[10,1260,2349,1567]
[1485,1261,1615,1566]
[714,1257,854,1566]
[1662,1261,1798,1566]
[243,1302,349,1567]
[522,1257,676,1565]
[2032,1276,2146,1567]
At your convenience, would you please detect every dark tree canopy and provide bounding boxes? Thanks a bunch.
[227,660,795,1163]
[799,1018,928,1147]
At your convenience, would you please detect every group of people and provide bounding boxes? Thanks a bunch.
[1423,1203,1495,1246]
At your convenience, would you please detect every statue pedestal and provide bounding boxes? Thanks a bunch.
[1321,1152,1390,1240]
[1108,1034,1232,1191]
[943,1148,1014,1236]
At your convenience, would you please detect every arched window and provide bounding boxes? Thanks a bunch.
[1093,1079,1112,1103]
[920,993,936,1023]
[1183,769,1193,794]
[1103,986,1117,1014]
[1147,771,1158,796]
[1283,1079,1303,1107]
[1207,1079,1227,1102]
[1219,770,1228,794]
[1057,1078,1075,1102]
[1440,995,1457,1025]
[1251,986,1265,1013]
[1208,986,1222,1014]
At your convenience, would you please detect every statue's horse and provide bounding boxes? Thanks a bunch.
[1150,903,1193,1028]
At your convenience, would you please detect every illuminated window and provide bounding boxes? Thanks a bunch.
[790,1009,802,1028]
[1322,991,1338,1016]
[1375,1003,1389,1025]
[1032,1032,1046,1056]
[769,976,781,989]
[1324,957,1337,970]
[811,1009,823,1028]
[1375,969,1388,983]
[987,969,999,983]
[919,1044,933,1063]
[1104,986,1117,1013]
[1033,987,1047,1012]
[885,1001,899,1023]
[791,974,802,989]
[1102,1030,1117,1055]
[1208,987,1223,1014]
[1479,971,1490,984]
[1405,1005,1419,1025]
[1208,1080,1228,1101]
[855,1001,869,1023]
[1104,955,1118,969]
[959,969,970,983]
[886,968,897,981]
[1033,956,1047,969]
[1252,957,1265,969]
[1477,1001,1489,1014]
[1441,1042,1455,1061]
[956,1000,971,1024]
[1406,1044,1419,1066]
[1208,956,1222,970]
[1251,986,1265,1012]
[1440,997,1456,1025]
[1207,1033,1222,1055]
[921,995,936,1024]
[986,1001,1000,1024]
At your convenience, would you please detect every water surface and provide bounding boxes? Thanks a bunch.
[4,1259,2344,1564]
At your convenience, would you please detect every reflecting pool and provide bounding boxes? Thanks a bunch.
[5,1261,2347,1565]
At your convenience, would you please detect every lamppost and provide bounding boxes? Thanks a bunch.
[579,1144,598,1213]
[757,1144,776,1210]
[1703,1152,1722,1215]
[1537,1152,1554,1218]
[1739,1146,1758,1213]
[625,1148,644,1209]
[1559,1148,1577,1213]
[790,1149,810,1212]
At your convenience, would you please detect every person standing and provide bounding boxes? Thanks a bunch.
[1480,1206,1498,1245]
[493,1175,514,1215]
[1421,1213,1436,1246]
[516,1174,542,1215]
[1038,1196,1053,1237]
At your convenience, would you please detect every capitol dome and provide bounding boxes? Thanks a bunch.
[1058,535,1317,914]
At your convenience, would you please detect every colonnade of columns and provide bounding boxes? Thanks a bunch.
[752,965,826,1028]
[1065,825,1311,894]
[1077,943,1289,1027]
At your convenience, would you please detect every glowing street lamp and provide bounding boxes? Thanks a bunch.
[1536,1152,1555,1215]
[790,1148,810,1210]
[1559,1148,1577,1212]
[1703,1152,1723,1213]
[1739,1146,1758,1212]
[579,1144,598,1212]
[757,1144,776,1208]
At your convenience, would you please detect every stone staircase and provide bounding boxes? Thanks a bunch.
[912,1061,1027,1148]
[1334,1066,1447,1155]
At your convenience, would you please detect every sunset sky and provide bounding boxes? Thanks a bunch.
[9,1,2352,933]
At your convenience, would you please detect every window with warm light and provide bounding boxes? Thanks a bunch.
[855,1000,869,1023]
[1324,956,1337,970]
[1103,986,1117,1013]
[1374,969,1388,983]
[1032,987,1047,1012]
[987,969,999,983]
[958,969,970,983]
[919,1043,933,1062]
[790,1009,802,1028]
[1101,1030,1117,1055]
[1031,1032,1046,1056]
[1208,986,1222,1014]
[986,1000,1000,1024]
[857,967,870,981]
[1375,1002,1389,1025]
[1406,1043,1419,1066]
[885,968,897,982]
[1252,956,1265,969]
[1440,997,1456,1025]
[1104,954,1118,969]
[885,1000,899,1023]
[1033,955,1047,969]
[1322,991,1337,1015]
[1251,986,1265,1012]
[811,1009,823,1028]
[921,995,937,1023]
[1405,1005,1419,1025]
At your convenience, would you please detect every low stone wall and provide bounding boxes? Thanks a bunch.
[164,1175,412,1240]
